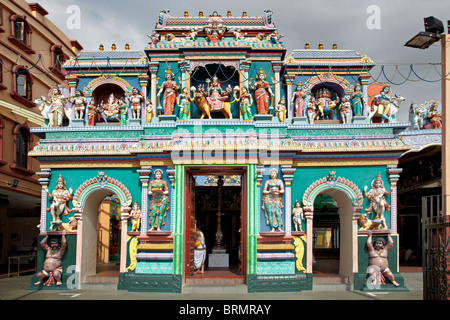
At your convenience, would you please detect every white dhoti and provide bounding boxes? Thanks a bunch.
[194,231,206,271]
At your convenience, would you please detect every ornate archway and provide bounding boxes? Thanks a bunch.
[72,172,133,285]
[301,172,363,279]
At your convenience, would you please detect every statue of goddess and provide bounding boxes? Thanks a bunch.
[262,168,285,232]
[250,68,273,115]
[157,68,180,115]
[350,83,365,116]
[176,87,192,121]
[233,86,253,121]
[293,83,306,117]
[148,169,170,231]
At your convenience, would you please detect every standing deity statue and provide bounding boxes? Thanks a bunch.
[176,87,192,121]
[148,169,170,231]
[233,86,253,121]
[372,84,393,116]
[339,97,351,124]
[250,68,273,115]
[410,102,425,129]
[364,173,391,230]
[293,83,306,117]
[262,168,285,232]
[366,230,399,287]
[275,97,287,122]
[145,99,154,123]
[292,201,304,232]
[46,86,68,127]
[350,83,365,116]
[130,200,142,231]
[45,173,73,230]
[127,87,145,119]
[157,68,180,115]
[69,90,87,120]
[86,99,98,126]
[34,232,67,286]
[306,97,316,124]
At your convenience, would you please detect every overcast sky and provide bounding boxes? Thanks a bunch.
[36,0,449,122]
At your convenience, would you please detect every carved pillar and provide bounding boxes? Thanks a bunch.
[73,208,83,275]
[149,62,159,118]
[303,206,314,273]
[240,60,251,90]
[137,166,152,235]
[284,75,295,119]
[281,165,296,235]
[139,75,149,124]
[387,165,403,233]
[36,169,51,234]
[67,76,78,120]
[352,206,363,273]
[271,62,283,111]
[119,207,131,273]
[255,165,265,233]
[358,73,370,117]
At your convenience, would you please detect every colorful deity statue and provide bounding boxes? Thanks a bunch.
[262,168,285,232]
[176,87,192,121]
[206,76,232,111]
[250,68,273,115]
[372,84,392,116]
[364,173,391,230]
[293,83,306,117]
[145,99,154,123]
[410,101,425,129]
[426,100,442,129]
[350,83,365,116]
[292,201,304,232]
[86,99,98,126]
[306,97,316,124]
[69,90,87,120]
[98,93,121,122]
[130,200,141,231]
[45,173,73,230]
[46,86,69,127]
[157,68,180,115]
[119,99,128,125]
[366,230,399,287]
[339,97,351,124]
[148,169,170,231]
[275,97,287,122]
[233,86,253,121]
[34,232,67,286]
[127,87,145,119]
[315,87,339,120]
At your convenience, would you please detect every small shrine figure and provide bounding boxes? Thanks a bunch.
[157,68,180,115]
[127,87,145,119]
[275,97,287,122]
[292,201,304,232]
[250,68,273,115]
[194,219,206,274]
[145,99,154,123]
[69,90,87,119]
[339,97,351,124]
[426,101,442,129]
[315,87,339,120]
[130,200,141,231]
[372,84,392,116]
[293,83,306,117]
[148,169,170,231]
[99,93,121,122]
[350,83,365,116]
[45,173,73,230]
[364,173,391,230]
[306,97,316,124]
[410,102,425,129]
[46,86,68,127]
[206,76,231,111]
[366,230,399,287]
[233,86,253,121]
[119,99,128,125]
[34,232,67,286]
[262,168,285,232]
[176,87,192,121]
[86,100,98,126]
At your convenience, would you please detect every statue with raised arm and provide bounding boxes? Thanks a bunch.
[46,86,68,127]
[157,68,180,115]
[250,68,273,115]
[127,87,145,119]
[233,86,253,121]
[34,232,67,286]
[45,173,73,230]
[366,230,399,287]
[364,173,391,229]
[69,90,87,120]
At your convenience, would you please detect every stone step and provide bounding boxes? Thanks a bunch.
[313,283,353,291]
[79,282,118,290]
[183,284,248,294]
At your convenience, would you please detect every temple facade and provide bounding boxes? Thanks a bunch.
[29,9,441,293]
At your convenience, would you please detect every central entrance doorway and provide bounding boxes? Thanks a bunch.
[184,167,247,285]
